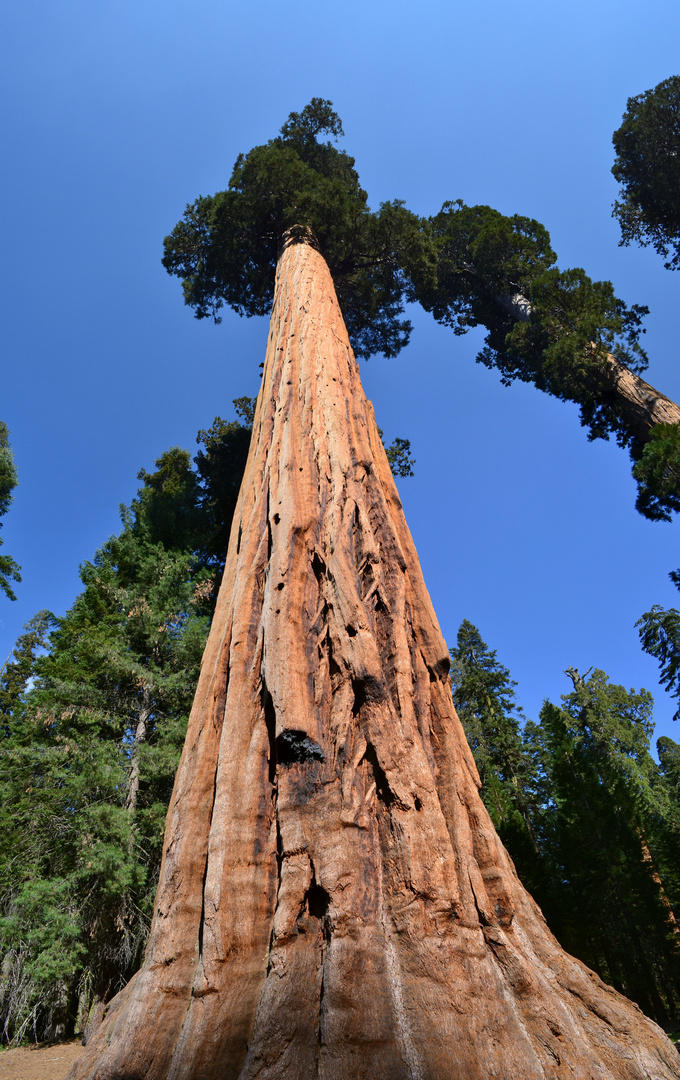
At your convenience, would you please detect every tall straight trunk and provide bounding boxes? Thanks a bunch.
[69,237,680,1080]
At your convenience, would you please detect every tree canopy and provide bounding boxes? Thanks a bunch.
[612,75,680,270]
[162,99,679,520]
[162,98,433,359]
[415,200,650,449]
[638,569,680,718]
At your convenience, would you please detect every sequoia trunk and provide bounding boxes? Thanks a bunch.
[499,290,680,445]
[69,237,680,1080]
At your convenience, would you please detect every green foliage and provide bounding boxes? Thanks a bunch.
[450,620,526,797]
[232,395,257,428]
[450,621,540,887]
[161,99,435,359]
[633,423,680,520]
[529,670,680,1024]
[134,447,203,552]
[451,623,680,1026]
[612,76,680,269]
[0,423,21,601]
[0,424,18,521]
[0,402,253,1043]
[0,611,54,728]
[637,577,680,719]
[658,735,680,793]
[658,736,680,843]
[376,428,415,478]
[415,201,649,450]
[194,410,253,574]
[418,201,557,331]
[0,467,210,1040]
[384,437,415,478]
[162,101,671,518]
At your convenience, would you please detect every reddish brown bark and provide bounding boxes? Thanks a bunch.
[69,237,680,1080]
[500,290,680,446]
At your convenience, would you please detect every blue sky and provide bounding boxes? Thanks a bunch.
[2,0,680,745]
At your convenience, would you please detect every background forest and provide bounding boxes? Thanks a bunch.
[2,0,680,1048]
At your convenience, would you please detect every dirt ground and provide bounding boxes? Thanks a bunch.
[0,1040,84,1080]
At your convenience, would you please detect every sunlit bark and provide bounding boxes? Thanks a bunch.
[69,237,680,1080]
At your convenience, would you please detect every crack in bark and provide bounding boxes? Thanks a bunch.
[197,755,221,961]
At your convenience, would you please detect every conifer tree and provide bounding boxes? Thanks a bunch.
[449,620,539,885]
[530,670,680,1025]
[0,610,53,726]
[658,735,680,803]
[163,99,680,519]
[0,449,216,1042]
[69,104,680,1076]
[449,625,680,1029]
[161,98,433,361]
[412,201,680,520]
[0,422,21,601]
[638,572,680,717]
[612,75,680,270]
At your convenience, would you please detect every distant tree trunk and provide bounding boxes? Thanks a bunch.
[69,236,680,1080]
[125,688,150,815]
[639,833,680,937]
[499,290,680,446]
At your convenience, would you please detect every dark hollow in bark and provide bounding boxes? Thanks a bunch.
[69,238,680,1080]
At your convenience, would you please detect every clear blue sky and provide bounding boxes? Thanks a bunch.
[2,0,680,746]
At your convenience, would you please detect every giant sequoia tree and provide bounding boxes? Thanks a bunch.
[70,104,680,1079]
[162,98,680,519]
[412,200,680,520]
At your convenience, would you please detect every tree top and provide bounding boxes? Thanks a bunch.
[162,99,433,359]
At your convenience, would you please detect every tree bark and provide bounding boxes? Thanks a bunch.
[68,237,680,1080]
[499,291,680,445]
[125,688,150,815]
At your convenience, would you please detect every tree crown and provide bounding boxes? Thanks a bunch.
[612,75,680,269]
[162,99,433,359]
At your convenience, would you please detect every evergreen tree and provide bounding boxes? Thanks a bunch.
[638,571,680,718]
[531,669,680,1025]
[73,228,680,1074]
[0,423,21,601]
[193,403,254,577]
[449,620,540,888]
[658,735,680,801]
[0,610,53,726]
[163,99,680,520]
[449,622,680,1028]
[0,396,266,1043]
[411,200,680,520]
[0,451,213,1042]
[657,735,680,866]
[612,75,680,270]
[162,98,433,360]
[376,429,415,478]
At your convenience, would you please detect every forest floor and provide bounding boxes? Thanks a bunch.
[0,1039,83,1080]
[0,1031,676,1077]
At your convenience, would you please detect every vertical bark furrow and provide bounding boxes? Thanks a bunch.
[69,237,680,1080]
